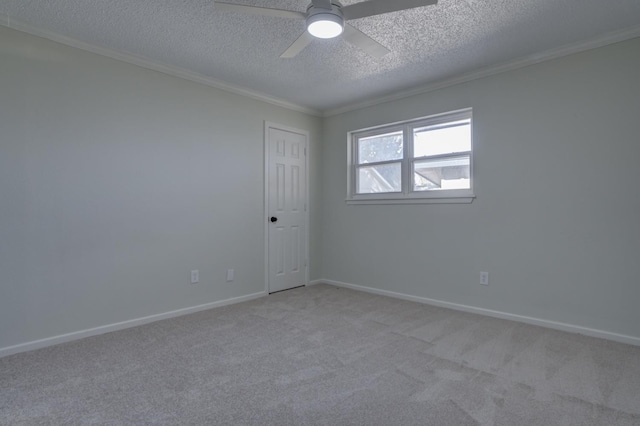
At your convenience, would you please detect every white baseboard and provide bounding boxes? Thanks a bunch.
[5,281,638,357]
[317,279,640,347]
[0,291,267,358]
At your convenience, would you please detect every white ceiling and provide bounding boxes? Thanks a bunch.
[1,0,640,113]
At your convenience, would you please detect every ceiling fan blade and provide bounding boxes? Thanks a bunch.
[280,31,315,58]
[311,0,333,10]
[342,0,437,20]
[342,24,390,58]
[215,2,305,20]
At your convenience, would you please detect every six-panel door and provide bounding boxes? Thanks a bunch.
[267,126,307,293]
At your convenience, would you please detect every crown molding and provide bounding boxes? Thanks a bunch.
[2,12,639,119]
[323,24,640,117]
[0,13,322,117]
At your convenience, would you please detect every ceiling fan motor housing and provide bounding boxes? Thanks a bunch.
[306,4,345,38]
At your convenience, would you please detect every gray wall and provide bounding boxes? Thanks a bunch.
[0,26,322,349]
[321,37,640,339]
[2,23,639,351]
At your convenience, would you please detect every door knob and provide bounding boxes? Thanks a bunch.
[270,217,278,223]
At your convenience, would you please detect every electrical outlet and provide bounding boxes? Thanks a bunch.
[191,270,199,284]
[226,269,234,282]
[480,271,489,285]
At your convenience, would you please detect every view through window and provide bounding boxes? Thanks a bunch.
[348,109,473,203]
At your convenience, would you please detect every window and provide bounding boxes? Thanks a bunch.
[348,109,474,204]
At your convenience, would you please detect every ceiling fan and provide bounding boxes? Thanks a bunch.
[215,0,437,58]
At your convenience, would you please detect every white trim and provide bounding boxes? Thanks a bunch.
[0,14,320,117]
[306,279,324,286]
[346,196,474,205]
[347,109,474,204]
[316,279,640,347]
[0,291,266,358]
[2,13,639,117]
[323,25,640,117]
[264,122,311,294]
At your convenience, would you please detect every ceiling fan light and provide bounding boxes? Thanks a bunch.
[307,13,344,39]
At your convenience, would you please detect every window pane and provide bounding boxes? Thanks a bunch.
[358,131,403,164]
[414,119,470,158]
[413,156,470,191]
[358,163,401,194]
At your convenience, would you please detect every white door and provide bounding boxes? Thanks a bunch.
[266,123,308,293]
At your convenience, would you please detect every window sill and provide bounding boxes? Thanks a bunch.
[346,195,475,205]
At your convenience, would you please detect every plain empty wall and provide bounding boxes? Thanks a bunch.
[0,26,321,350]
[321,37,640,339]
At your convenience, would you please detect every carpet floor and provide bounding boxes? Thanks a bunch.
[1,284,640,425]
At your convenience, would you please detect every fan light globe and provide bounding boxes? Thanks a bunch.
[307,13,344,39]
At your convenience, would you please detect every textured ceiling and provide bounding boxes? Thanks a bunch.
[1,0,640,112]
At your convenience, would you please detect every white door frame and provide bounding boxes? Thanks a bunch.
[264,121,310,293]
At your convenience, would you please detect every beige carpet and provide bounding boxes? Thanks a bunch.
[1,284,639,425]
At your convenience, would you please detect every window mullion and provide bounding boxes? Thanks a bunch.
[404,124,413,195]
[413,151,472,162]
[351,134,358,197]
[357,158,404,167]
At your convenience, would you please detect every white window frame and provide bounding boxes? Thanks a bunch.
[347,108,474,205]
